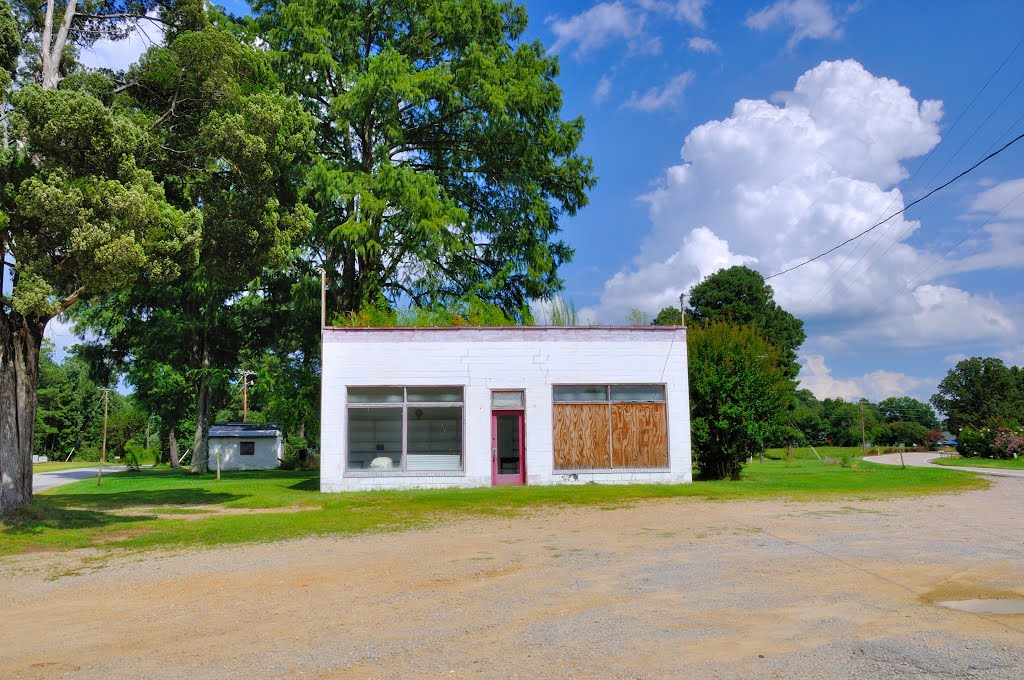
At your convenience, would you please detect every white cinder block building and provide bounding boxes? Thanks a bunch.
[207,423,283,471]
[320,326,691,491]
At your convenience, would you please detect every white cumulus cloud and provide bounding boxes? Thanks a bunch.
[621,71,694,112]
[637,0,709,28]
[593,73,614,105]
[688,36,719,53]
[798,354,932,402]
[746,0,841,48]
[588,59,1018,355]
[547,2,646,59]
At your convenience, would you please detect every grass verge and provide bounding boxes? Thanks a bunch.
[764,446,865,461]
[930,456,1024,470]
[1,460,987,557]
[32,461,107,473]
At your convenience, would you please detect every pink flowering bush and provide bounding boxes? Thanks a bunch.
[957,420,1024,459]
[993,426,1024,459]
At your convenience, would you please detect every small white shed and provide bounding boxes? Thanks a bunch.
[320,326,691,491]
[207,423,283,471]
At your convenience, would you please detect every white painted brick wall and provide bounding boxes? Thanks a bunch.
[320,327,691,491]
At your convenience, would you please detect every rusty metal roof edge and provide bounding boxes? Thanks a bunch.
[322,325,685,332]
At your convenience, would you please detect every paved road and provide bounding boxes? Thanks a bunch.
[870,451,1024,478]
[32,466,130,493]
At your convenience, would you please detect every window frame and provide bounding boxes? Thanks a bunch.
[345,386,465,475]
[239,441,256,456]
[551,383,670,472]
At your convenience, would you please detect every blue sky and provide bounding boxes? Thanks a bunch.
[78,0,1024,405]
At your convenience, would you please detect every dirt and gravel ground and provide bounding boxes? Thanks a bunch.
[3,476,1023,679]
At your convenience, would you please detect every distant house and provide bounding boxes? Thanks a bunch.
[207,423,283,471]
[319,326,692,491]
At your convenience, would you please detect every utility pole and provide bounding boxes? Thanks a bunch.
[98,388,112,485]
[237,370,256,422]
[860,400,867,456]
[319,267,327,329]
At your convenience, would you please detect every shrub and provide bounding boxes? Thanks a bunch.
[76,444,101,462]
[957,420,1024,458]
[956,426,989,458]
[992,426,1024,459]
[123,443,147,470]
[280,437,319,470]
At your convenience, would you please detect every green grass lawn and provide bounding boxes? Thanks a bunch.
[930,456,1024,470]
[32,461,107,473]
[763,446,866,461]
[0,459,987,557]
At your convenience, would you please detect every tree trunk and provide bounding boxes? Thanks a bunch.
[190,330,211,473]
[168,425,180,468]
[0,313,46,515]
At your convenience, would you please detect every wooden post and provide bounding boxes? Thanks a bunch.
[216,450,221,481]
[98,388,111,485]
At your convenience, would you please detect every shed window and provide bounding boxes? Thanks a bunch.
[346,387,463,472]
[240,441,255,456]
[552,385,668,470]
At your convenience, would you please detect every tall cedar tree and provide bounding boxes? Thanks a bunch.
[0,0,201,513]
[249,0,596,319]
[687,266,805,379]
[73,5,315,473]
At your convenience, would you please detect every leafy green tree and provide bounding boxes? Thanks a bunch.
[651,306,682,326]
[0,7,201,513]
[127,359,191,466]
[688,320,791,480]
[931,357,1020,435]
[74,7,315,473]
[877,396,939,430]
[791,388,826,445]
[872,421,929,447]
[687,266,805,378]
[250,0,595,318]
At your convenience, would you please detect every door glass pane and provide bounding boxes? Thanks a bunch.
[553,385,607,402]
[347,387,403,404]
[496,414,521,475]
[491,391,525,409]
[407,387,463,403]
[347,407,402,469]
[610,385,666,402]
[407,406,462,470]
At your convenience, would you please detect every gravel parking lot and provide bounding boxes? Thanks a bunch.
[2,476,1023,679]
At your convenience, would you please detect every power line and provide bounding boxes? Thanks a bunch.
[866,184,1024,317]
[827,119,1024,302]
[765,130,1024,280]
[803,36,1024,303]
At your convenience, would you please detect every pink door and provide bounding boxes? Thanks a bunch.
[492,410,525,486]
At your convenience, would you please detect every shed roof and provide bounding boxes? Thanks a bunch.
[208,423,281,439]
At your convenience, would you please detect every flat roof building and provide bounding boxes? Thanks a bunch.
[320,326,691,491]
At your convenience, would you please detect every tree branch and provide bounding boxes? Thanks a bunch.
[53,286,86,318]
[150,70,184,130]
[76,12,172,26]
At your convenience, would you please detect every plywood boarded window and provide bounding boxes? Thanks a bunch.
[552,385,668,470]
